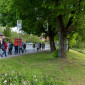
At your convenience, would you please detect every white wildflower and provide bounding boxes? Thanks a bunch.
[5,74,7,76]
[41,75,43,77]
[10,83,12,85]
[34,75,36,77]
[19,74,21,76]
[70,5,73,8]
[82,9,84,11]
[35,79,38,81]
[15,76,17,78]
[3,80,7,84]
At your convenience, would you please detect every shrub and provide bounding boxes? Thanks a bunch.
[53,48,59,58]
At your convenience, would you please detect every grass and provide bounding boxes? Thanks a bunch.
[0,49,85,85]
[72,48,85,54]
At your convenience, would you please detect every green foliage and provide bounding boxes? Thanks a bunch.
[53,48,59,58]
[0,26,5,33]
[4,26,11,41]
[0,0,58,36]
[68,28,85,48]
[69,33,78,48]
[27,35,43,43]
[10,32,43,43]
[10,31,18,42]
[0,0,16,26]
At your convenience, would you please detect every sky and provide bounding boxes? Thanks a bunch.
[11,27,18,32]
[11,27,21,33]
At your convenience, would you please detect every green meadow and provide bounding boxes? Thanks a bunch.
[0,49,85,85]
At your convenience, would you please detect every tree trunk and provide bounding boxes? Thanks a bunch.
[58,15,67,58]
[58,31,66,58]
[49,35,56,52]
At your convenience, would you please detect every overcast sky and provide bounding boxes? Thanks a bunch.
[11,27,21,33]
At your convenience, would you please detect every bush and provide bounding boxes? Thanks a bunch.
[0,71,64,85]
[53,48,59,58]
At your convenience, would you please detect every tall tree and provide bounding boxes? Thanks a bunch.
[43,0,85,57]
[57,0,84,58]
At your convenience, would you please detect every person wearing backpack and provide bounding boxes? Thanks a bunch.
[23,43,26,52]
[8,41,13,55]
[1,41,8,57]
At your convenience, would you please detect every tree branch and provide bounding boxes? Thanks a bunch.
[66,22,77,35]
[38,23,48,35]
[79,0,82,12]
[66,17,73,29]
[52,28,58,35]
[65,0,82,33]
[66,26,75,35]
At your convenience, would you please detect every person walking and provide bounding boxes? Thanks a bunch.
[8,41,10,55]
[8,41,13,55]
[36,42,40,51]
[39,43,41,51]
[42,43,45,51]
[1,41,8,57]
[21,42,24,53]
[14,46,18,55]
[23,43,26,52]
[33,43,35,51]
[11,42,14,54]
[19,46,22,54]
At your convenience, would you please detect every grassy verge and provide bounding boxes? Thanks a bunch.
[72,48,85,54]
[0,50,85,85]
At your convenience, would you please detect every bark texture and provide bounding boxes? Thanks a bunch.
[58,15,67,58]
[49,35,56,52]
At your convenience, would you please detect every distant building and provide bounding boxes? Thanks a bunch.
[39,36,45,41]
[0,31,4,43]
[39,36,49,42]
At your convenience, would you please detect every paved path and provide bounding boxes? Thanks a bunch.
[0,44,50,59]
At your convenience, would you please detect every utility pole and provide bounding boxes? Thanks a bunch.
[17,20,22,53]
[67,38,69,51]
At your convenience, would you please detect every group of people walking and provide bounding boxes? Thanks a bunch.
[0,40,45,57]
[0,40,26,57]
[33,42,45,51]
[14,42,26,55]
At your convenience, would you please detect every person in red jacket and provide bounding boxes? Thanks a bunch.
[1,41,8,57]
